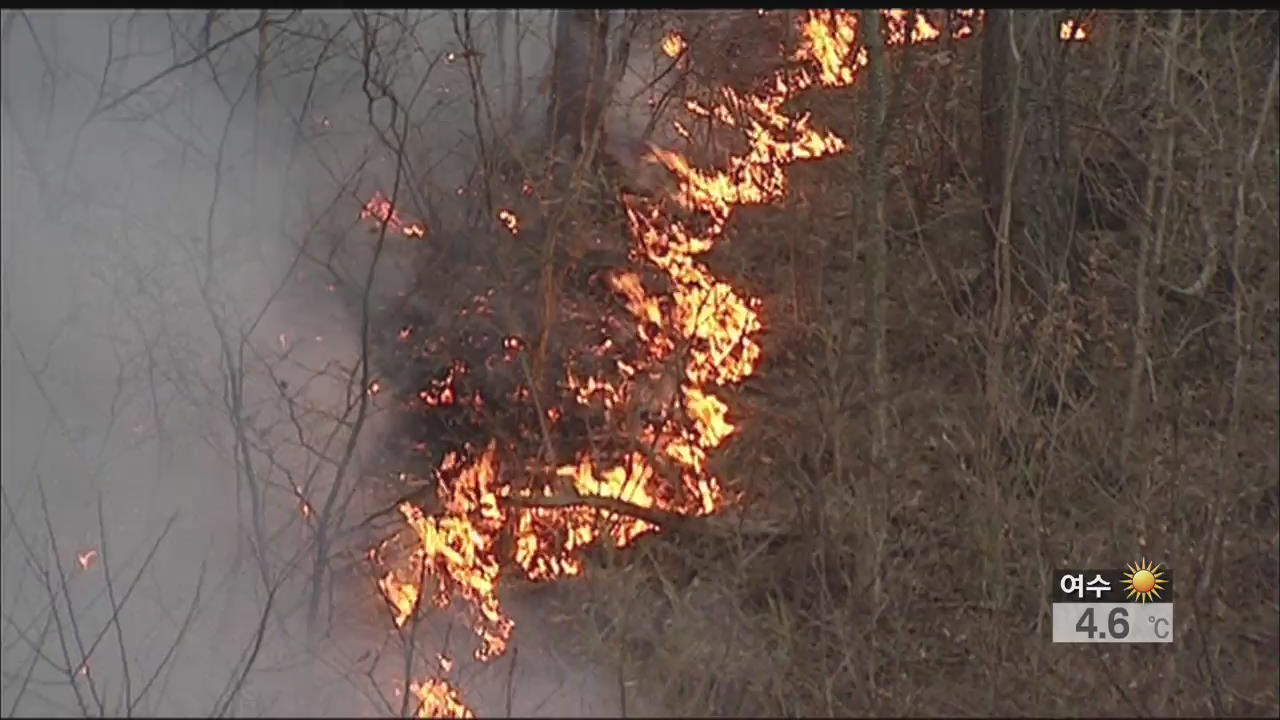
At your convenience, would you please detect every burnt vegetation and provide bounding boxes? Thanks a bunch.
[356,8,1279,716]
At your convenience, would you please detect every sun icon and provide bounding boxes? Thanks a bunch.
[1122,559,1167,603]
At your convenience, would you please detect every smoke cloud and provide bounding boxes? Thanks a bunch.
[2,10,661,716]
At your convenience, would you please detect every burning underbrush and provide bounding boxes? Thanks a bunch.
[347,9,1117,715]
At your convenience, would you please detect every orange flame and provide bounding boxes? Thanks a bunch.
[410,678,474,719]
[77,549,98,570]
[953,9,983,40]
[497,209,519,235]
[378,570,421,628]
[662,31,687,59]
[361,190,428,238]
[419,363,463,407]
[1060,19,1088,41]
[886,9,941,45]
[368,5,1077,686]
[378,445,512,660]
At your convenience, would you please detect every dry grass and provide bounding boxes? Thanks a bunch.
[343,10,1279,717]
[531,11,1280,717]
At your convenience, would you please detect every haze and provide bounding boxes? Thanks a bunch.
[1,9,652,717]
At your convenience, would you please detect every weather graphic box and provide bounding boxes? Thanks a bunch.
[1051,560,1173,643]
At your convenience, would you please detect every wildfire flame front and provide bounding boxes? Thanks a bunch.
[358,10,1091,713]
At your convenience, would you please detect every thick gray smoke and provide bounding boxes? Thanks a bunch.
[2,10,670,717]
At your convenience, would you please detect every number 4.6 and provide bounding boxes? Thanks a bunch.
[1075,606,1130,640]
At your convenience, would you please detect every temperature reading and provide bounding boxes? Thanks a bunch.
[1052,566,1174,643]
[1072,606,1132,639]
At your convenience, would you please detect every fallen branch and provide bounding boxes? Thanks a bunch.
[504,492,798,543]
[503,491,690,530]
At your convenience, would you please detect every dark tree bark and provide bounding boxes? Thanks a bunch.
[546,10,610,162]
[979,10,1011,262]
[936,10,960,186]
[980,10,1079,304]
[1014,11,1077,302]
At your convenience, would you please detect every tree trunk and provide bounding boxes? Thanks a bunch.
[937,10,960,186]
[494,9,509,110]
[856,7,890,700]
[983,11,1077,305]
[1121,11,1183,478]
[979,9,1011,269]
[862,13,890,475]
[1013,11,1074,303]
[546,10,610,163]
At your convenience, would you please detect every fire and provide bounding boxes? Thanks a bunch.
[361,190,428,239]
[886,9,941,45]
[77,549,98,570]
[510,453,663,581]
[404,656,468,718]
[911,12,942,42]
[662,31,687,59]
[364,9,1089,713]
[950,9,985,40]
[607,272,670,356]
[378,570,421,627]
[370,2,858,674]
[410,678,474,719]
[497,209,519,235]
[419,362,463,407]
[1060,19,1088,41]
[377,445,513,660]
[568,371,622,408]
[563,454,658,535]
[683,386,735,448]
[795,10,865,86]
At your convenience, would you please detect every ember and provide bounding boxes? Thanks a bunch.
[497,209,520,235]
[360,190,428,239]
[1060,19,1088,41]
